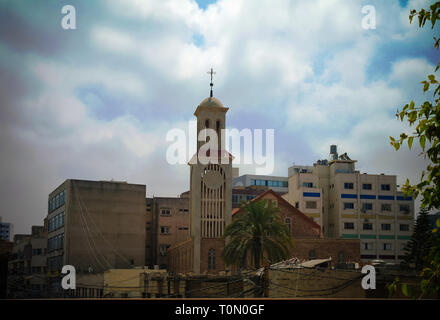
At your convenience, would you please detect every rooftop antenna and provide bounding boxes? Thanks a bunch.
[207,68,216,97]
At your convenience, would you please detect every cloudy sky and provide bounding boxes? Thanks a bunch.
[0,0,437,234]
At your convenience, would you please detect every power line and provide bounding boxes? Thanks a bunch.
[74,181,132,266]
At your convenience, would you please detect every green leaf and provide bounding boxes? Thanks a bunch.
[401,283,409,297]
[420,135,426,150]
[408,136,414,149]
[423,81,430,92]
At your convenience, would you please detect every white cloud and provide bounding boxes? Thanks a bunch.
[1,0,437,233]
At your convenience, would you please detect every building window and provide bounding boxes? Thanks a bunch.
[363,242,374,250]
[383,243,392,251]
[208,249,216,270]
[216,120,220,132]
[159,244,169,256]
[32,248,42,256]
[344,183,354,190]
[309,250,316,260]
[205,119,210,128]
[363,223,373,230]
[252,179,265,186]
[344,202,354,210]
[338,251,345,263]
[381,204,392,212]
[160,226,170,234]
[160,208,171,216]
[362,203,373,211]
[400,224,410,232]
[381,224,391,231]
[399,204,410,214]
[344,222,355,230]
[285,218,291,232]
[303,182,313,188]
[31,267,41,273]
[362,184,372,190]
[381,184,391,191]
[295,202,299,208]
[305,201,317,209]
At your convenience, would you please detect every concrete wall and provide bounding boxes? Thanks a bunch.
[267,268,365,298]
[168,238,194,275]
[64,180,146,272]
[292,238,360,263]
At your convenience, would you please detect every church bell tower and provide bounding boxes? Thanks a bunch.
[189,69,232,274]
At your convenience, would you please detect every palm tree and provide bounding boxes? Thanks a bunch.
[222,199,294,269]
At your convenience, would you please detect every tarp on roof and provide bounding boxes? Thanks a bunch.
[300,258,332,268]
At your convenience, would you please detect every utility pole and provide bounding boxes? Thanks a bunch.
[143,272,148,298]
[263,267,269,298]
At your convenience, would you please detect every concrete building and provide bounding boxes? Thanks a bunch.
[180,186,272,209]
[8,225,47,297]
[231,186,269,208]
[285,145,415,263]
[146,196,189,270]
[45,179,146,281]
[69,268,180,298]
[232,174,288,194]
[0,217,13,241]
[0,239,13,298]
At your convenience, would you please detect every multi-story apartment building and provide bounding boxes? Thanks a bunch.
[0,239,13,298]
[45,179,146,282]
[232,174,288,194]
[8,225,47,297]
[145,196,189,270]
[0,217,13,241]
[285,145,415,263]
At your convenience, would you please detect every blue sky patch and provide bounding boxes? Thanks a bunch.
[195,0,217,10]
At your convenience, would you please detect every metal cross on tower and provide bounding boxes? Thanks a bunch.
[207,68,216,97]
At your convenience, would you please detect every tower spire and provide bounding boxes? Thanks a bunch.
[207,68,216,97]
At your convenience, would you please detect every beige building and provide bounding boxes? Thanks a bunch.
[285,145,415,263]
[146,196,190,270]
[73,267,182,298]
[45,179,146,294]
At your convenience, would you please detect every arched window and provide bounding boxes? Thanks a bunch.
[208,249,216,270]
[338,251,345,263]
[309,249,316,260]
[205,119,210,128]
